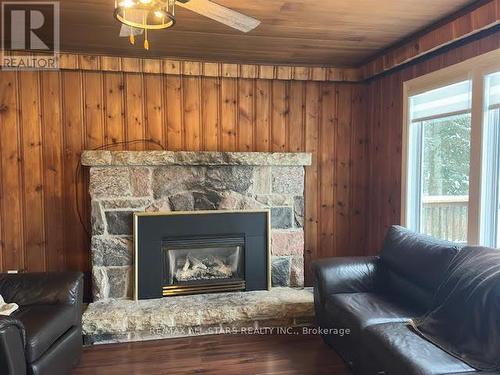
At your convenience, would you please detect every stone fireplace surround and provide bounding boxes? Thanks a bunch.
[81,150,314,344]
[82,150,312,301]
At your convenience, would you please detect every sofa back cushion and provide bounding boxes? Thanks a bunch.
[378,226,461,309]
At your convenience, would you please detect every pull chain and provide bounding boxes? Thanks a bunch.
[129,26,135,45]
[143,13,149,50]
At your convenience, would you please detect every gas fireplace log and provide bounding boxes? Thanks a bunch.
[175,254,233,282]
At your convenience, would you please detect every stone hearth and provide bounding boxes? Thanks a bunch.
[82,287,314,345]
[82,151,312,300]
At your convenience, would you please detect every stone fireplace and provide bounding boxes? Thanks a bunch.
[82,151,311,301]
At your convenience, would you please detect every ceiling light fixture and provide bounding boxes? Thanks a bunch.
[114,0,176,50]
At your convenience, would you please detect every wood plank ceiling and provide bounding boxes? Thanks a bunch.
[55,0,477,66]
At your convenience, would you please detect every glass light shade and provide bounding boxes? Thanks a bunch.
[114,0,176,30]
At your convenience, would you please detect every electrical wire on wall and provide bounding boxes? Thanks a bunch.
[75,139,166,237]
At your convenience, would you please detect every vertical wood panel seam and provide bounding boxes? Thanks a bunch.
[366,81,374,253]
[78,72,88,154]
[236,78,240,150]
[58,70,67,269]
[38,70,47,270]
[81,70,90,270]
[140,73,146,145]
[286,82,290,151]
[142,74,149,145]
[360,86,368,255]
[39,72,48,271]
[15,71,25,271]
[99,73,105,147]
[0,76,4,270]
[198,76,204,151]
[348,86,356,253]
[217,77,222,150]
[329,82,335,257]
[160,74,166,148]
[17,72,27,271]
[333,84,339,257]
[285,81,290,151]
[180,75,185,150]
[252,79,256,151]
[123,73,129,149]
[347,86,354,254]
[301,82,306,151]
[103,73,109,144]
[0,133,3,269]
[79,71,87,268]
[269,81,273,151]
[162,73,168,149]
[181,74,186,150]
[318,82,323,257]
[198,76,203,151]
[60,72,68,267]
[349,86,364,251]
[315,83,324,262]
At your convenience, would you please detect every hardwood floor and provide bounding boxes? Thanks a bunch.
[73,333,351,375]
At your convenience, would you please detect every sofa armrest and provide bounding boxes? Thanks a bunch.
[312,256,379,306]
[0,272,83,306]
[0,316,26,375]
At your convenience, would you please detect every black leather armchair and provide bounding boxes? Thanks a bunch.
[0,272,83,375]
[313,226,499,375]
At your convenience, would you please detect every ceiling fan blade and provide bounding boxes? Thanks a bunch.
[119,24,144,37]
[177,0,261,33]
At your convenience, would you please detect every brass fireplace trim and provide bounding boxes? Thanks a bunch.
[162,280,245,291]
[133,209,272,300]
[162,281,246,296]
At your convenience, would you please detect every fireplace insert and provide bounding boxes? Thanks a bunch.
[134,210,270,300]
[162,236,246,296]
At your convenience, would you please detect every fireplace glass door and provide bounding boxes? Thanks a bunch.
[162,236,245,296]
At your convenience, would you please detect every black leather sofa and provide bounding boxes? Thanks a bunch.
[0,272,83,375]
[313,225,499,375]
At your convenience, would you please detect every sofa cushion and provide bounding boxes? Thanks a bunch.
[321,292,425,372]
[324,292,424,338]
[379,226,461,308]
[362,322,476,375]
[382,267,436,311]
[13,305,75,363]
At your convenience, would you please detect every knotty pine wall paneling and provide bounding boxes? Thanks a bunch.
[365,30,500,254]
[0,70,368,285]
[1,30,498,285]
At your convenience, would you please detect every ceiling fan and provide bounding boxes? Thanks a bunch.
[115,0,261,50]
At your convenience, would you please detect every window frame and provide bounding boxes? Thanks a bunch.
[480,76,500,247]
[402,48,500,246]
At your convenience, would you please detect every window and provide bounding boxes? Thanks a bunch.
[407,81,472,242]
[403,49,500,246]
